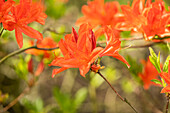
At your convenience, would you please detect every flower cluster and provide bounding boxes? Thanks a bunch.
[77,0,170,41]
[0,0,47,48]
[50,24,130,77]
[117,0,170,41]
[138,58,159,89]
[159,60,170,93]
[26,37,58,76]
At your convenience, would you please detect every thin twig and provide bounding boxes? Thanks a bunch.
[0,87,30,112]
[97,71,138,113]
[122,42,156,49]
[0,46,59,64]
[166,93,170,113]
[97,37,143,44]
[43,28,71,35]
[120,37,143,41]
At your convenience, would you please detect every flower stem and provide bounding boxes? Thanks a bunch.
[166,93,170,113]
[97,71,138,113]
[0,87,30,112]
[0,46,59,64]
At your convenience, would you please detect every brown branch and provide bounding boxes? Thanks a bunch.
[166,93,170,113]
[0,46,59,64]
[122,42,156,49]
[97,37,144,44]
[120,37,143,41]
[0,87,30,112]
[43,28,71,35]
[97,71,138,113]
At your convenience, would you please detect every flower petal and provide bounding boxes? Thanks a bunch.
[52,67,68,78]
[15,26,23,48]
[20,25,43,40]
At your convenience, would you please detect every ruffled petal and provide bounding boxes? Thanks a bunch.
[15,26,23,48]
[52,67,68,78]
[20,25,43,40]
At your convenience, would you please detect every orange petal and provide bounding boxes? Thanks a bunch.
[52,67,68,78]
[35,61,44,76]
[20,25,43,41]
[161,86,170,93]
[79,64,90,77]
[160,72,170,84]
[15,26,23,48]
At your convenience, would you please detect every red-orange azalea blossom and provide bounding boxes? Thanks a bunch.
[26,37,58,76]
[50,24,103,77]
[116,0,170,41]
[160,60,170,93]
[50,24,130,77]
[3,0,47,48]
[98,26,130,68]
[76,0,124,28]
[26,37,58,59]
[0,0,15,24]
[138,58,159,89]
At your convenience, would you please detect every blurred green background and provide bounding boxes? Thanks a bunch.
[0,0,169,113]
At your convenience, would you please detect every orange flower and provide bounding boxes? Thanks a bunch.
[160,60,170,93]
[116,0,147,32]
[26,37,58,59]
[142,1,170,40]
[138,58,159,89]
[50,24,103,77]
[26,37,58,76]
[76,0,124,28]
[116,0,170,40]
[27,58,45,76]
[0,0,15,23]
[3,0,47,48]
[98,26,130,68]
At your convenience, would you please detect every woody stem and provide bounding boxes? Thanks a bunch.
[97,71,138,113]
[0,87,30,112]
[0,46,59,64]
[166,93,170,113]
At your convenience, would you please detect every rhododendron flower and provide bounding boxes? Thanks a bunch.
[97,26,130,68]
[26,37,58,59]
[26,37,58,76]
[0,0,15,23]
[76,0,124,28]
[50,24,103,77]
[116,0,170,41]
[160,60,170,93]
[138,58,159,89]
[3,0,47,48]
[50,24,130,77]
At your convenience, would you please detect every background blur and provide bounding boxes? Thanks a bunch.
[0,0,170,113]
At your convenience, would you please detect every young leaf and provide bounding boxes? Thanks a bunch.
[74,87,87,109]
[149,47,161,73]
[151,79,162,86]
[163,55,170,72]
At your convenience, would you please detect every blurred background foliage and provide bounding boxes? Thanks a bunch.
[0,0,170,113]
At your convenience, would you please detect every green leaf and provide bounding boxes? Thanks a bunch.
[167,43,170,51]
[74,87,87,109]
[53,87,75,113]
[35,98,44,112]
[149,47,161,73]
[163,55,170,72]
[151,79,162,86]
[120,31,131,38]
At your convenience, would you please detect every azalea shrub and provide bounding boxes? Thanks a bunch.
[0,0,170,113]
